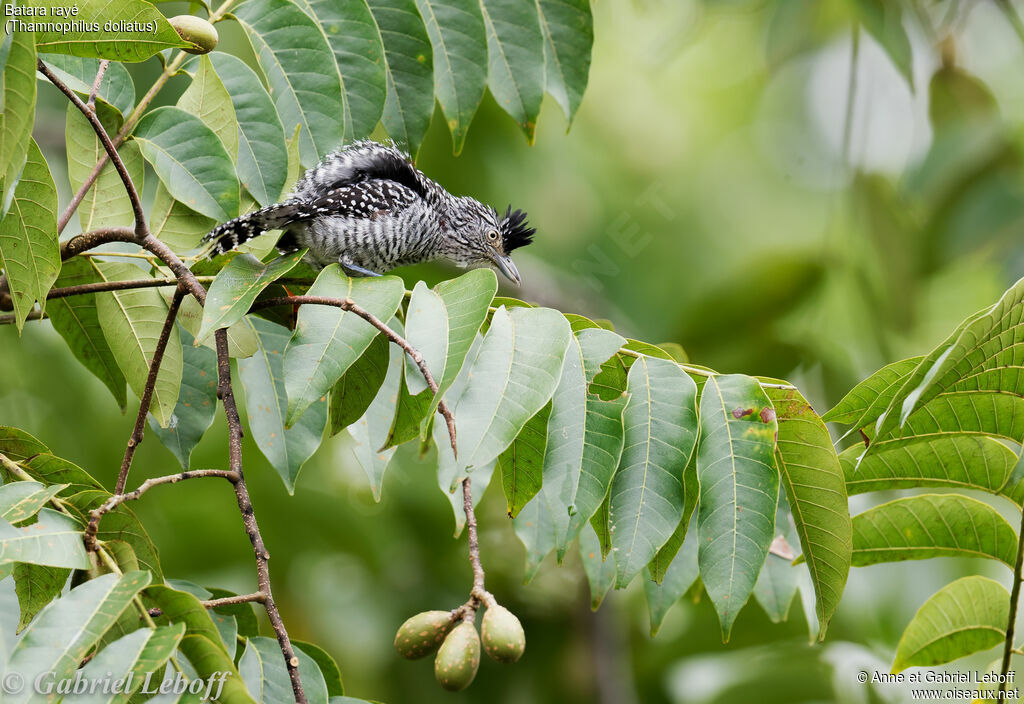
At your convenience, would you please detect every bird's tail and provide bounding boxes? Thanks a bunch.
[201,201,306,257]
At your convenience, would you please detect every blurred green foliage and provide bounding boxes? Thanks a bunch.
[7,0,1024,701]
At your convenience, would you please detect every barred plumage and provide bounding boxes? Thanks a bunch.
[202,140,534,284]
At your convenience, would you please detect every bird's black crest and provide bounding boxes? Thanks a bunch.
[500,206,535,252]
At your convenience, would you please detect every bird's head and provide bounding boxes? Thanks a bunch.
[443,198,535,285]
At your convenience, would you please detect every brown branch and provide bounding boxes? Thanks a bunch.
[50,279,183,299]
[252,295,458,457]
[42,38,306,702]
[38,59,148,238]
[109,286,186,497]
[87,60,109,111]
[214,329,307,704]
[148,591,266,618]
[0,310,45,325]
[60,226,138,260]
[85,469,238,548]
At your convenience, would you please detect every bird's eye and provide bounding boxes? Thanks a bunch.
[487,230,499,241]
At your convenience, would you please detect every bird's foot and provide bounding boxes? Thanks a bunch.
[339,256,382,278]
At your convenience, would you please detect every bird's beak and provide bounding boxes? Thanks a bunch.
[487,246,521,286]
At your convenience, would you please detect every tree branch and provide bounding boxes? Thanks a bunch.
[60,226,138,259]
[87,60,109,111]
[111,286,186,497]
[148,592,266,618]
[999,506,1024,695]
[252,295,458,457]
[38,59,148,239]
[214,329,308,704]
[85,469,239,549]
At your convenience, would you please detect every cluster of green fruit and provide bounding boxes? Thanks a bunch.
[394,602,525,691]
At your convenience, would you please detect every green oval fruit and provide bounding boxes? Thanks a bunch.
[394,610,455,660]
[481,604,525,663]
[434,621,480,691]
[169,15,219,54]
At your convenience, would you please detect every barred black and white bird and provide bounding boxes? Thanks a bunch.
[202,140,535,285]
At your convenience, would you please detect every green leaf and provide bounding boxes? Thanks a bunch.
[330,332,390,435]
[643,523,698,636]
[554,328,626,557]
[872,278,1024,438]
[234,0,346,166]
[0,508,89,569]
[841,435,1022,501]
[408,269,497,438]
[23,0,190,61]
[94,261,183,428]
[0,29,36,212]
[6,572,151,704]
[297,0,388,139]
[75,623,186,704]
[536,0,593,123]
[239,318,327,493]
[197,251,305,344]
[148,328,219,469]
[150,182,217,253]
[178,54,239,161]
[3,451,102,492]
[176,292,259,360]
[822,356,922,425]
[283,266,404,426]
[498,401,551,516]
[0,138,58,331]
[849,0,913,88]
[66,101,145,233]
[480,0,544,141]
[367,0,435,155]
[769,386,851,639]
[453,305,571,476]
[13,564,69,632]
[696,374,779,642]
[610,356,698,587]
[414,0,488,154]
[133,106,239,221]
[579,523,615,610]
[852,494,1017,567]
[893,576,1008,672]
[350,334,403,500]
[36,54,134,116]
[382,368,430,449]
[146,585,256,704]
[295,640,345,698]
[0,426,49,463]
[208,52,288,207]
[753,496,799,624]
[240,636,329,704]
[47,258,127,408]
[0,480,64,523]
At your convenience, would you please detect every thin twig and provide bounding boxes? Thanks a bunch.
[87,60,109,111]
[111,286,185,497]
[38,59,148,238]
[0,310,45,325]
[148,591,265,618]
[214,329,307,704]
[252,295,459,456]
[999,507,1024,695]
[85,469,238,548]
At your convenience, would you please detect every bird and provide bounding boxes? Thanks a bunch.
[202,140,535,285]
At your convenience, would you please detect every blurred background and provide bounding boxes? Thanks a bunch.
[6,0,1024,701]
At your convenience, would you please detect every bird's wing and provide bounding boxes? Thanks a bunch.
[299,179,420,220]
[289,140,428,202]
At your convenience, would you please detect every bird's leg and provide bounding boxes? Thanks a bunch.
[339,255,382,278]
